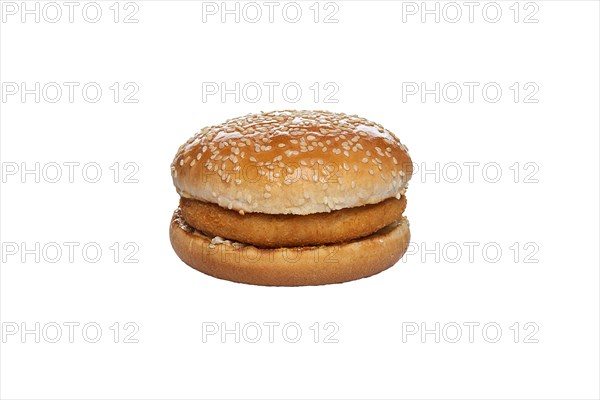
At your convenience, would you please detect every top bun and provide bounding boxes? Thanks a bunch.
[171,110,412,215]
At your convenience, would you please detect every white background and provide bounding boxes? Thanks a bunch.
[1,1,599,399]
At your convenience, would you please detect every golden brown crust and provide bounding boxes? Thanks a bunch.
[179,196,407,248]
[171,110,412,215]
[169,208,410,286]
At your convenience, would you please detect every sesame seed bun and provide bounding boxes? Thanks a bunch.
[170,208,410,286]
[171,110,412,215]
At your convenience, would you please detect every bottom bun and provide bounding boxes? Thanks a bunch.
[169,208,410,286]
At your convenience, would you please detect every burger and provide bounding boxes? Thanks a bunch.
[169,110,412,286]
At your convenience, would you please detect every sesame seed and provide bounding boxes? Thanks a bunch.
[361,157,369,163]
